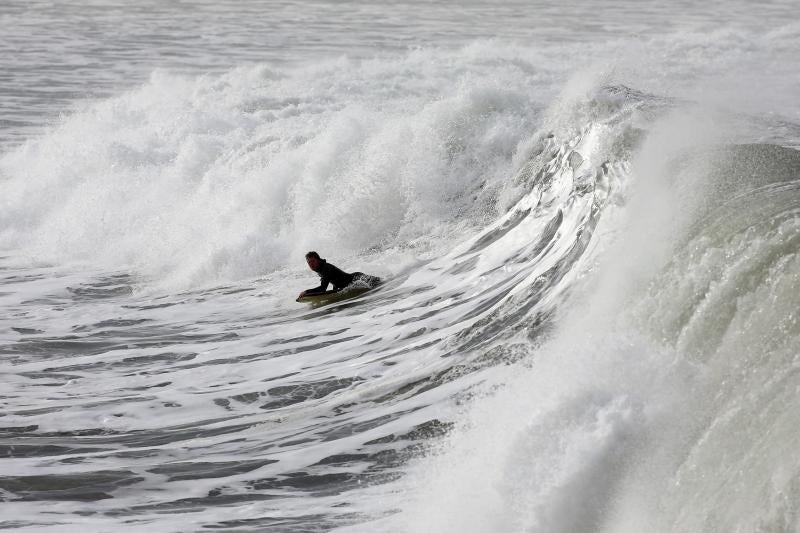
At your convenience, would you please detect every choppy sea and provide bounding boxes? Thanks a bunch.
[2,1,800,531]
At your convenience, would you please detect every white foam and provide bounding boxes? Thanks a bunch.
[0,48,553,290]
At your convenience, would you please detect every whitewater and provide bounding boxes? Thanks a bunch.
[2,1,800,531]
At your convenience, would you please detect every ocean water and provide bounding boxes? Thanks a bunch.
[2,1,800,531]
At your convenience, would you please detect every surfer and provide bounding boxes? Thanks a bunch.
[298,251,379,299]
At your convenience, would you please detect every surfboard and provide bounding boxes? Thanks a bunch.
[296,287,371,306]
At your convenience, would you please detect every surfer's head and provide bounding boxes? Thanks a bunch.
[305,251,322,271]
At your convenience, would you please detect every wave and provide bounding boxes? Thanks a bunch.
[0,48,554,288]
[391,102,800,531]
[2,47,800,531]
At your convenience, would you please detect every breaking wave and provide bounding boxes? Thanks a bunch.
[2,43,799,532]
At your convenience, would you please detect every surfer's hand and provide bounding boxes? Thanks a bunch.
[298,290,306,298]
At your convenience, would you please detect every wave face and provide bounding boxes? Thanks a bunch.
[2,2,800,532]
[395,139,800,533]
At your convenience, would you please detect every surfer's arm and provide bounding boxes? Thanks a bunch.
[302,277,330,296]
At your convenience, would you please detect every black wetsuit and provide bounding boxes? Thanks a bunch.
[303,259,381,296]
[304,260,357,296]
